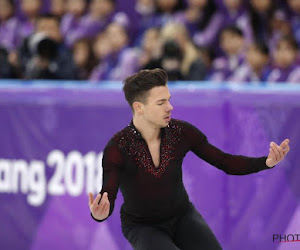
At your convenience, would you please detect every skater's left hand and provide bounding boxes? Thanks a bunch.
[266,139,290,167]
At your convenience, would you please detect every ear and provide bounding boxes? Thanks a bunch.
[132,101,143,114]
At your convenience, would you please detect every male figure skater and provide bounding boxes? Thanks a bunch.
[89,69,290,249]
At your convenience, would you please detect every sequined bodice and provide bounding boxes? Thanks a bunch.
[94,118,271,224]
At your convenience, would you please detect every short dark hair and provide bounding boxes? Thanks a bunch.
[123,68,168,109]
[252,41,269,56]
[37,13,61,25]
[277,35,298,50]
[221,25,244,38]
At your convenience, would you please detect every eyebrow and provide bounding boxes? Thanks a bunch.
[156,96,171,102]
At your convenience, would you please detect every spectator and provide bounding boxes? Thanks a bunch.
[138,27,161,69]
[61,0,116,47]
[18,14,78,79]
[0,47,13,78]
[175,0,218,37]
[90,20,139,81]
[268,10,292,52]
[19,0,42,40]
[92,32,112,63]
[130,0,155,43]
[50,0,66,18]
[142,0,185,31]
[143,38,185,81]
[160,39,184,80]
[229,41,270,82]
[287,0,300,47]
[249,0,276,45]
[72,38,96,79]
[60,0,88,46]
[209,25,245,81]
[196,45,215,75]
[263,36,300,83]
[159,21,206,80]
[0,0,20,51]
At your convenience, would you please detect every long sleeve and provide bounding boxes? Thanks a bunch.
[183,121,275,175]
[91,142,124,222]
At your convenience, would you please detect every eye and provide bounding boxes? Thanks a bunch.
[158,103,163,106]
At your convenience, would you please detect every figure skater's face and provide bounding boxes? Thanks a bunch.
[135,85,173,128]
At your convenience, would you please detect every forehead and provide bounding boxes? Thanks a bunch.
[277,40,294,49]
[147,86,171,101]
[37,18,59,27]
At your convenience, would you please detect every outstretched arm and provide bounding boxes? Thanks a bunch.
[183,121,290,175]
[89,142,124,222]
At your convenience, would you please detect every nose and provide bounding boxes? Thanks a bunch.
[167,101,173,112]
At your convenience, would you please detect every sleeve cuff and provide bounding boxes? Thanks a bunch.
[261,156,276,170]
[90,212,108,222]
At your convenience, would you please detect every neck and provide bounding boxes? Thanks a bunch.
[132,116,161,143]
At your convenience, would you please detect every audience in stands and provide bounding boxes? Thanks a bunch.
[0,0,299,83]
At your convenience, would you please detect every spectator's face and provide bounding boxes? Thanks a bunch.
[138,0,154,7]
[73,41,90,67]
[188,0,207,9]
[36,18,62,42]
[51,0,66,17]
[250,0,271,13]
[274,40,297,68]
[224,0,241,10]
[66,0,86,17]
[288,0,300,13]
[220,32,244,55]
[93,34,112,59]
[246,45,268,70]
[142,29,160,52]
[270,13,291,36]
[0,0,14,20]
[156,0,178,13]
[90,0,114,18]
[21,0,41,17]
[106,23,128,52]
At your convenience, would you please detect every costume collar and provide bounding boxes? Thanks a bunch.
[128,120,166,141]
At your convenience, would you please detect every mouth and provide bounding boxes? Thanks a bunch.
[164,115,171,122]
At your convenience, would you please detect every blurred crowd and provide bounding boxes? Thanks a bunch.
[0,0,299,83]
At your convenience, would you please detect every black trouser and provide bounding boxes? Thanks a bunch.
[121,203,222,250]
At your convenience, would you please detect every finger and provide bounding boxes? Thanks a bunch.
[273,143,284,159]
[269,147,275,158]
[268,148,276,163]
[270,147,278,162]
[283,144,290,156]
[92,193,102,208]
[99,192,108,206]
[88,192,94,206]
[271,142,280,160]
[101,201,109,215]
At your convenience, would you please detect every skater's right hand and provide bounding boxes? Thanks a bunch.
[89,192,110,221]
